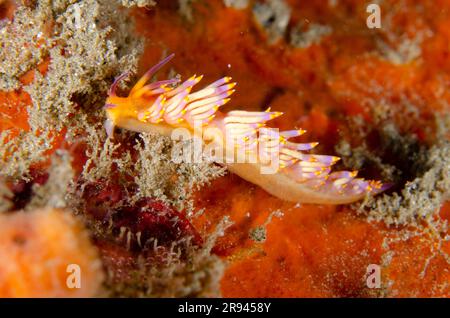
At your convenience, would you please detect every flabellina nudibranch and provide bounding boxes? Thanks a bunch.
[104,54,389,204]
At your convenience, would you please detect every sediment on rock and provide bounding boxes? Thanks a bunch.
[0,0,142,178]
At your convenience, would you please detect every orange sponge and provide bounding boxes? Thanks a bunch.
[0,208,104,297]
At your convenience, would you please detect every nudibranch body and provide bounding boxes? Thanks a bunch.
[104,54,388,204]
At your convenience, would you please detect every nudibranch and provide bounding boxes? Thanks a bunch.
[104,54,388,204]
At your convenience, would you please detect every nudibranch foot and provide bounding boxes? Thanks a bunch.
[104,54,389,205]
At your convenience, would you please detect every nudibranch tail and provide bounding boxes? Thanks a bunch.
[104,54,389,204]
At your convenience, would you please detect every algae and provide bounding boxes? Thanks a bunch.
[106,217,232,297]
[0,0,142,178]
[0,178,12,212]
[27,150,74,210]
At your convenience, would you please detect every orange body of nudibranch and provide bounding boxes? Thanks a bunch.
[104,54,389,204]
